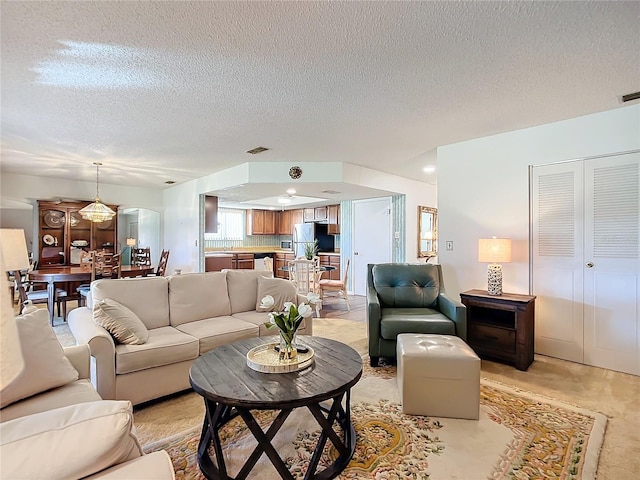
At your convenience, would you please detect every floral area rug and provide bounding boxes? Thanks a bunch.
[143,363,606,480]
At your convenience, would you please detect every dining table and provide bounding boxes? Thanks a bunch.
[29,265,155,324]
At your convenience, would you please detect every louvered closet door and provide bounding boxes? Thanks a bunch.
[532,161,585,363]
[532,151,640,375]
[583,153,640,375]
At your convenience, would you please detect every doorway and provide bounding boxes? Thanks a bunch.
[531,150,639,375]
[352,197,393,296]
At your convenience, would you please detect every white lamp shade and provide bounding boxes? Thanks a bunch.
[126,238,136,247]
[0,229,30,272]
[478,238,512,263]
[0,234,25,389]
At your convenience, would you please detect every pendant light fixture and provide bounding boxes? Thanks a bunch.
[79,162,116,223]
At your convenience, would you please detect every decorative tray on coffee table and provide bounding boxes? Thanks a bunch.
[246,343,315,373]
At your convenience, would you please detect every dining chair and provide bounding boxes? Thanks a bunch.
[77,251,121,306]
[15,271,69,319]
[288,258,321,316]
[263,256,273,272]
[9,258,37,305]
[79,250,94,272]
[103,253,122,279]
[147,249,170,276]
[319,257,351,311]
[131,247,152,267]
[76,251,95,307]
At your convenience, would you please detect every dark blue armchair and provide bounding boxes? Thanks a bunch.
[367,263,467,366]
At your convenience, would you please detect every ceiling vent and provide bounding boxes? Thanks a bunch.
[246,146,269,154]
[165,180,176,185]
[621,91,640,103]
[321,190,341,195]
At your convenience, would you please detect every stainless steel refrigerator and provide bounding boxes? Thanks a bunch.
[292,223,315,258]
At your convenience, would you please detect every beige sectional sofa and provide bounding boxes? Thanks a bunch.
[0,308,174,480]
[68,269,311,405]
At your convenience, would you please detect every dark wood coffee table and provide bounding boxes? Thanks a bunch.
[189,336,363,480]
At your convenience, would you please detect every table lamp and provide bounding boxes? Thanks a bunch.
[478,237,512,295]
[0,229,29,388]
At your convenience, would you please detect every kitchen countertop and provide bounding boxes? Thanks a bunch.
[204,249,340,256]
[205,248,289,256]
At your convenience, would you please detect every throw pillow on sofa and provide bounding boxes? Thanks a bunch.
[0,308,79,409]
[256,276,298,311]
[93,298,149,345]
[0,400,142,479]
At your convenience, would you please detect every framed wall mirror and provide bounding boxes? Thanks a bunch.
[418,206,437,258]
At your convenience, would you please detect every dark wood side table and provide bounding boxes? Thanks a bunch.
[189,336,363,480]
[459,289,536,371]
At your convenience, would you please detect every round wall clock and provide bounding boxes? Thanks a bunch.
[289,166,303,179]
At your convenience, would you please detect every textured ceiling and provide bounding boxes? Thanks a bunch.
[1,1,639,198]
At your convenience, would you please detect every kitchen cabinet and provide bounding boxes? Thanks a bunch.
[234,253,255,269]
[246,209,276,235]
[459,289,536,371]
[205,255,233,272]
[277,210,292,235]
[37,200,118,267]
[277,208,304,235]
[205,253,254,271]
[302,205,340,226]
[246,209,264,235]
[264,211,276,235]
[319,254,341,281]
[303,208,315,223]
[291,209,303,226]
[275,252,295,279]
[328,204,340,234]
[314,207,328,222]
[204,195,218,234]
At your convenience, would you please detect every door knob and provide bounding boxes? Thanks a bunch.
[586,262,594,268]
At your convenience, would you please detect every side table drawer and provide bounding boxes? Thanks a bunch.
[469,323,515,353]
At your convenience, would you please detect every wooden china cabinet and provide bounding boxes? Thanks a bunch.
[37,200,118,267]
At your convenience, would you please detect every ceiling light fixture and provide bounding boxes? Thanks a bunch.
[286,188,296,195]
[277,197,292,204]
[289,166,303,179]
[423,166,436,173]
[78,162,116,223]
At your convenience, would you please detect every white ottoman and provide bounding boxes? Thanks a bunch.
[397,334,480,420]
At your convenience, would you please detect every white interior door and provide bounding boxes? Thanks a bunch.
[352,198,392,296]
[532,161,585,363]
[583,153,640,375]
[532,151,640,375]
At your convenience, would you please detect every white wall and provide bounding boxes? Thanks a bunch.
[341,163,437,262]
[2,163,437,273]
[162,161,438,273]
[162,180,201,274]
[0,204,35,253]
[438,104,640,297]
[137,209,161,267]
[0,173,163,211]
[0,172,164,253]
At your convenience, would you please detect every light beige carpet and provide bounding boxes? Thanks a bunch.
[54,315,637,478]
[142,361,606,480]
